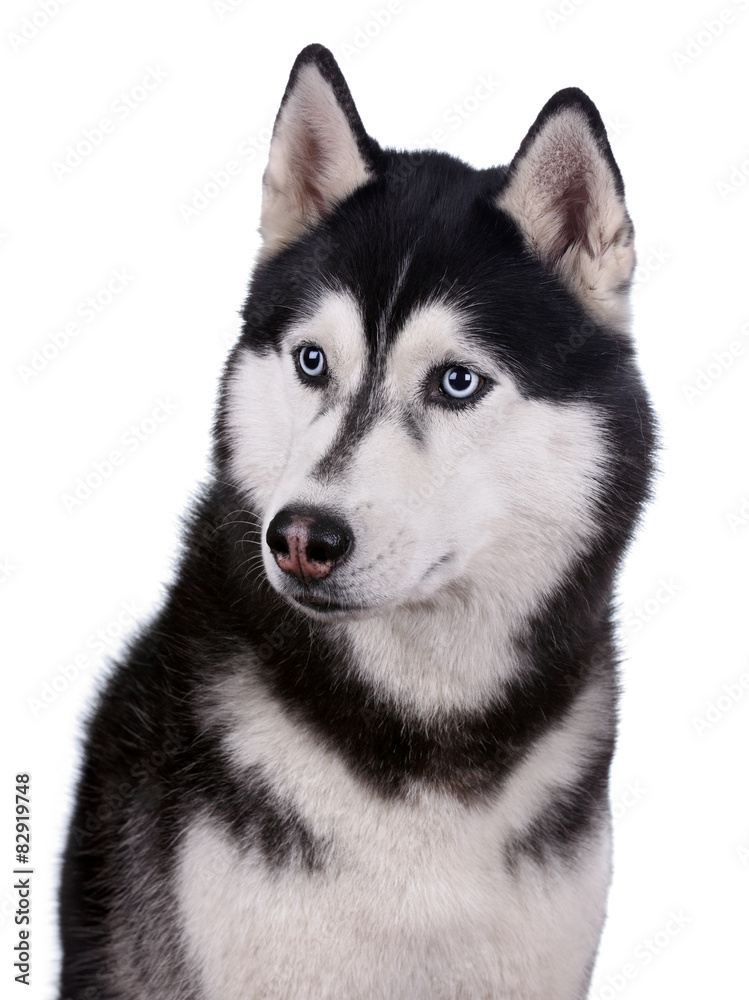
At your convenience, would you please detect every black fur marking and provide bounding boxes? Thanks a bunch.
[504,754,612,872]
[58,692,197,999]
[187,733,330,872]
[400,405,425,444]
[422,550,455,579]
[311,379,387,480]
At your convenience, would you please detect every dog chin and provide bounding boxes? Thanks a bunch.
[262,567,380,620]
[284,590,379,622]
[263,553,458,621]
[272,575,457,624]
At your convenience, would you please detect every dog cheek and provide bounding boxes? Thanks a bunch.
[224,349,295,511]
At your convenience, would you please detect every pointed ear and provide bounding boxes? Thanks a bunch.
[259,44,377,258]
[496,88,634,331]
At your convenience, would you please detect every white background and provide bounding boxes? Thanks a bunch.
[2,0,748,996]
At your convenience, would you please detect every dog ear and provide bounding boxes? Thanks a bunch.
[496,89,634,331]
[259,44,377,258]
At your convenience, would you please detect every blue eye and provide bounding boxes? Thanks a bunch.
[441,366,481,399]
[298,345,326,378]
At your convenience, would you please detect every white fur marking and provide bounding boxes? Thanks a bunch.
[226,290,367,513]
[176,666,612,1000]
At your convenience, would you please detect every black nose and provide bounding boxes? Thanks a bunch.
[266,507,353,584]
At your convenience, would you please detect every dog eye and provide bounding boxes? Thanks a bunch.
[297,345,327,378]
[441,366,482,399]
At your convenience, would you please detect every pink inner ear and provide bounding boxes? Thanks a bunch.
[528,123,599,265]
[260,59,372,257]
[551,173,595,262]
[496,102,633,330]
[290,124,328,215]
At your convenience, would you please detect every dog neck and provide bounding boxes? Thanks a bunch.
[339,580,527,718]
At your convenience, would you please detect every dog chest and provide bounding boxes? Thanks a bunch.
[175,680,611,999]
[176,800,609,1000]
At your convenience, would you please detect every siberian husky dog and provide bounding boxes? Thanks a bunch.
[59,44,655,1000]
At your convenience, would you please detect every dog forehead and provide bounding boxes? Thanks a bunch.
[288,288,364,347]
[386,301,478,380]
[284,288,367,382]
[284,289,475,375]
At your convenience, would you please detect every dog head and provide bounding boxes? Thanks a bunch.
[217,45,652,625]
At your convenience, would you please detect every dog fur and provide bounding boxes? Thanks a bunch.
[59,44,655,1000]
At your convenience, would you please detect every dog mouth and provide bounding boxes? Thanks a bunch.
[287,590,368,616]
[272,548,459,619]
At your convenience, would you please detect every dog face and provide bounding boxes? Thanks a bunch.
[219,46,645,625]
[225,291,608,623]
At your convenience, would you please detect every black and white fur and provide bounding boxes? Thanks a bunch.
[59,45,655,1000]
